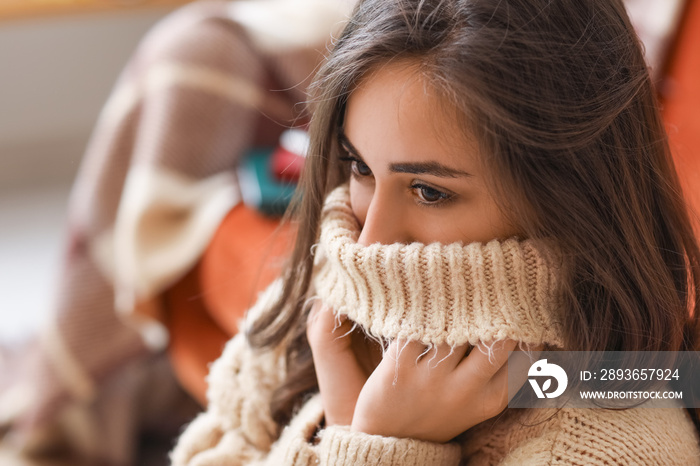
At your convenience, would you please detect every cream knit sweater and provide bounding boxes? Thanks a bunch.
[171,185,700,465]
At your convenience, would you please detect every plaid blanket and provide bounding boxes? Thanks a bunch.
[0,1,351,463]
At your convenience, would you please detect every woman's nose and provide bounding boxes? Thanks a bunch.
[356,190,409,246]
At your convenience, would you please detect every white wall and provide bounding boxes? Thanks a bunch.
[0,7,175,190]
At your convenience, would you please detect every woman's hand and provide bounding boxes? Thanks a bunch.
[350,338,535,443]
[306,301,368,426]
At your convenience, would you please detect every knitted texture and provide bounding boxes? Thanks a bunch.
[318,426,461,465]
[312,184,566,348]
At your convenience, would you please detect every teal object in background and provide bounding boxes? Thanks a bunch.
[237,148,297,217]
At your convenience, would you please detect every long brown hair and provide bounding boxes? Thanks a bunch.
[247,0,700,431]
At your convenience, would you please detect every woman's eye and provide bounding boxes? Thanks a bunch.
[413,184,452,205]
[352,160,372,177]
[340,154,372,178]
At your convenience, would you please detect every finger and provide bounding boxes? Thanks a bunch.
[451,340,520,420]
[475,341,544,414]
[306,300,331,329]
[381,341,472,381]
[307,303,354,353]
[307,306,368,426]
[379,339,437,381]
[307,301,342,331]
[491,345,543,404]
[414,343,471,371]
[384,339,426,365]
[456,339,518,382]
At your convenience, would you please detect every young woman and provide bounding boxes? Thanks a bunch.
[171,0,700,464]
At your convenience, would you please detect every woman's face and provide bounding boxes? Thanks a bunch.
[341,62,521,246]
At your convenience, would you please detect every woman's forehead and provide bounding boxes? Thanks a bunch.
[344,61,480,170]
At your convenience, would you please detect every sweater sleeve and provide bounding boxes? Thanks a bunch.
[265,398,462,466]
[315,426,461,465]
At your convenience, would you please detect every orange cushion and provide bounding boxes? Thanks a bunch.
[664,0,700,230]
[165,263,229,406]
[200,204,295,336]
[166,204,294,405]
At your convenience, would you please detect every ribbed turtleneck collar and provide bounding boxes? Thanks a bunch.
[311,185,566,348]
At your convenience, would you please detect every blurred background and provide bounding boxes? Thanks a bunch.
[0,1,191,344]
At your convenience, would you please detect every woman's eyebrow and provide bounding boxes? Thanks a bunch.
[337,129,472,178]
[389,161,472,178]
